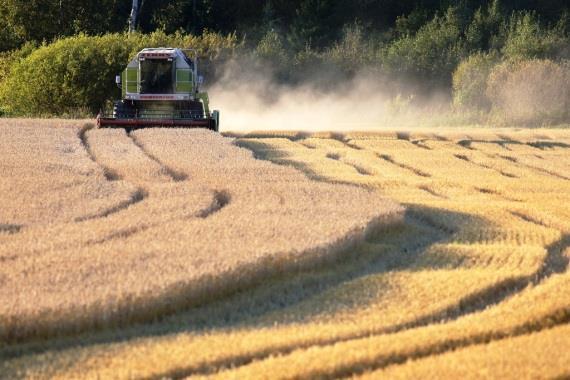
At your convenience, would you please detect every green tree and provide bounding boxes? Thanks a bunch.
[0,0,129,49]
[288,0,340,50]
[465,0,504,51]
[503,11,569,60]
[324,23,378,72]
[395,7,431,37]
[382,6,466,89]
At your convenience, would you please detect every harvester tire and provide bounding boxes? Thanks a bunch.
[211,110,220,132]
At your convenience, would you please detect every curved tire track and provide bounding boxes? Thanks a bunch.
[74,188,147,222]
[128,131,188,182]
[78,124,122,181]
[0,224,22,234]
[454,154,518,179]
[377,154,431,178]
[76,124,148,221]
[197,190,231,218]
[495,154,570,181]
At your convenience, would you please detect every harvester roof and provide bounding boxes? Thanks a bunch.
[139,48,176,59]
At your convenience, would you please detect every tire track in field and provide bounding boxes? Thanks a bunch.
[242,276,540,377]
[78,128,230,241]
[345,161,375,176]
[494,153,570,181]
[474,187,522,202]
[78,124,122,181]
[411,139,433,150]
[326,236,570,380]
[527,141,570,150]
[324,312,570,379]
[197,190,231,218]
[417,185,447,199]
[377,154,431,178]
[508,210,551,228]
[327,133,364,150]
[454,138,569,181]
[77,124,147,220]
[0,224,22,234]
[74,188,148,222]
[454,153,518,178]
[509,210,569,278]
[125,130,231,218]
[83,191,231,247]
[24,128,231,252]
[127,131,189,182]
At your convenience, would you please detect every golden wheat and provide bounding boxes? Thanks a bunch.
[1,124,569,379]
[359,323,570,379]
[0,119,137,225]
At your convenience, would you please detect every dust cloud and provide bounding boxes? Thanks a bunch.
[208,61,399,132]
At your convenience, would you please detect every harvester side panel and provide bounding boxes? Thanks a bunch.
[176,69,193,93]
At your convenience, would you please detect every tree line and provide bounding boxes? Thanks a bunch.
[1,0,568,52]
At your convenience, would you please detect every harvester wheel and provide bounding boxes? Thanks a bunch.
[211,110,220,132]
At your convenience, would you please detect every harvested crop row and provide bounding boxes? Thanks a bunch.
[0,125,403,343]
[359,323,570,379]
[205,271,570,380]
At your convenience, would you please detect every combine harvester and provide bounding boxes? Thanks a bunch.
[97,47,220,131]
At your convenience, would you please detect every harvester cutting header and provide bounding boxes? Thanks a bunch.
[97,48,219,131]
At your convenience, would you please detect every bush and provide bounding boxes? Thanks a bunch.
[503,12,569,60]
[0,31,237,116]
[452,52,498,110]
[486,59,570,125]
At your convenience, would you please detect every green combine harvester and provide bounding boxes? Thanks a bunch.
[97,48,219,131]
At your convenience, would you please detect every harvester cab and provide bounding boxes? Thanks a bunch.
[97,48,219,131]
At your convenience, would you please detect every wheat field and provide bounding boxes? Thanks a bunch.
[1,120,569,379]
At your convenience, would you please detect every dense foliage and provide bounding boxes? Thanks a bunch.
[0,0,568,122]
[1,0,567,50]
